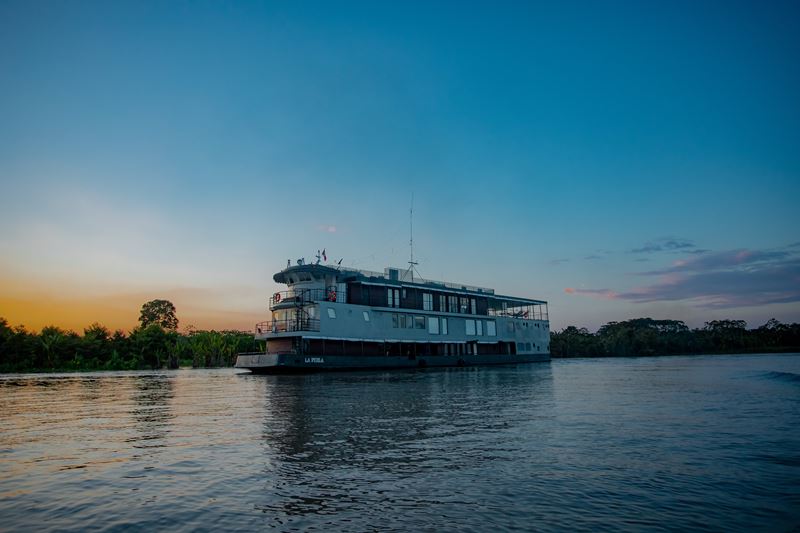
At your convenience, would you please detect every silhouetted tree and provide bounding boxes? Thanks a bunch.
[138,299,178,330]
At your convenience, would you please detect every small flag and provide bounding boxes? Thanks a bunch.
[322,249,327,261]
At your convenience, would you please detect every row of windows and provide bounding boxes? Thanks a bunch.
[329,309,531,341]
[391,314,449,335]
[387,289,478,314]
[465,319,497,337]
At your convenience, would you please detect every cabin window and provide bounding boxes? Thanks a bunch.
[423,293,433,311]
[363,311,370,322]
[486,321,496,336]
[465,319,476,335]
[471,299,477,314]
[388,288,399,308]
[439,295,445,312]
[476,320,483,336]
[441,318,448,335]
[406,315,414,329]
[448,295,458,313]
[392,314,399,328]
[517,342,525,352]
[327,308,337,319]
[460,297,469,314]
[428,317,439,334]
[414,316,425,329]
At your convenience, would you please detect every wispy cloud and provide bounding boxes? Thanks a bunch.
[548,258,570,265]
[630,237,696,254]
[316,225,337,233]
[567,245,800,309]
[564,287,619,299]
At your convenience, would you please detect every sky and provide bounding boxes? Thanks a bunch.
[1,0,799,333]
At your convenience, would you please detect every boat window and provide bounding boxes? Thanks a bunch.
[439,295,445,312]
[470,299,477,314]
[406,315,414,329]
[414,316,425,329]
[423,293,433,311]
[327,308,337,319]
[448,295,457,313]
[387,288,400,308]
[392,314,399,328]
[460,297,469,314]
[363,311,370,322]
[486,321,496,336]
[428,317,439,334]
[517,342,524,352]
[441,318,448,335]
[476,320,483,336]
[465,319,476,335]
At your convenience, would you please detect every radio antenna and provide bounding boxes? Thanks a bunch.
[406,193,424,284]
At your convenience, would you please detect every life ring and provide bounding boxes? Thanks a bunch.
[274,292,281,303]
[328,289,337,302]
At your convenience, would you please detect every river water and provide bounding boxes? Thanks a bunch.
[1,354,799,532]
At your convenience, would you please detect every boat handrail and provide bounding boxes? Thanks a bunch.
[255,318,321,334]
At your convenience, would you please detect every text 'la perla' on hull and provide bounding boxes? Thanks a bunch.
[236,262,550,373]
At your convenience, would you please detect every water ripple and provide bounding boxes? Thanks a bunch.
[1,357,799,531]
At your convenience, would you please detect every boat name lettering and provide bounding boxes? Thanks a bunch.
[305,357,324,364]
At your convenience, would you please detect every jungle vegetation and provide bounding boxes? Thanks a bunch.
[0,299,262,373]
[550,318,800,357]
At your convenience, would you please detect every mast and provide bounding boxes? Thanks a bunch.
[408,193,417,282]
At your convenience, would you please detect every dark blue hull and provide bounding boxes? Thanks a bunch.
[235,352,550,373]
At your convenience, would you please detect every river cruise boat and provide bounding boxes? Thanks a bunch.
[235,262,550,373]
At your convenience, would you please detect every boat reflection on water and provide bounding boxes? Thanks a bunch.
[248,365,555,524]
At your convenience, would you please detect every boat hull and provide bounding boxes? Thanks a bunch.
[235,352,550,373]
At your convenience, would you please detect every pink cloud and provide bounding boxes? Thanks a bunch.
[564,287,619,300]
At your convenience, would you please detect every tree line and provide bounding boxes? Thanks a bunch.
[2,300,798,372]
[550,318,800,358]
[0,299,262,373]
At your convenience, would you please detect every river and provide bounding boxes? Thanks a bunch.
[1,354,799,531]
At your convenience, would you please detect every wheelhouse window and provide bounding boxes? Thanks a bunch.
[471,299,477,314]
[423,293,433,311]
[439,295,445,312]
[460,297,469,314]
[428,317,439,334]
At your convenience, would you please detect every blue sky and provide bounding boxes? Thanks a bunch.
[1,1,798,331]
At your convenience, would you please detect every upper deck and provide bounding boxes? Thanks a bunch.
[269,263,548,321]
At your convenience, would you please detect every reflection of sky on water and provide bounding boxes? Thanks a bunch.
[1,357,799,531]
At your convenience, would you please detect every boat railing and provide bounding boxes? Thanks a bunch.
[269,287,345,308]
[255,318,321,334]
[488,304,549,321]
